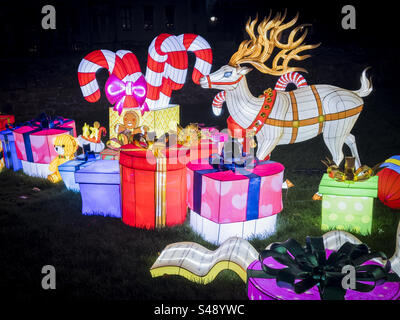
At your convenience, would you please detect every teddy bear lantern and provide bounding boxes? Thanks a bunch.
[48,134,79,183]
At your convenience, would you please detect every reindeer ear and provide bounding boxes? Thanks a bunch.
[237,66,253,75]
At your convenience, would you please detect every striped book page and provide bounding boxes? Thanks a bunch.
[150,237,258,284]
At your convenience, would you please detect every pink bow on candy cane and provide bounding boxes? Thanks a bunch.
[105,74,149,115]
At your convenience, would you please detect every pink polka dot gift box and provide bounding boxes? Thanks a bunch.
[186,158,284,244]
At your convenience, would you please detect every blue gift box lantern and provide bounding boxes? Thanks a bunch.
[75,160,121,218]
[0,129,22,171]
[58,154,100,192]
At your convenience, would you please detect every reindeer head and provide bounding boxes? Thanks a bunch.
[199,65,253,91]
[200,11,320,106]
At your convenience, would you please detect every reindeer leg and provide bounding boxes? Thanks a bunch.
[322,129,345,167]
[255,126,283,160]
[344,134,361,168]
[256,141,275,160]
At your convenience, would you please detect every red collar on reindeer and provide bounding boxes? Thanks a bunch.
[227,88,277,136]
[248,88,277,134]
[226,88,276,155]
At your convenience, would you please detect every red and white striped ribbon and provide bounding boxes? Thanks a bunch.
[274,72,307,91]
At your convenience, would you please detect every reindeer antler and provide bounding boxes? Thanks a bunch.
[229,10,320,76]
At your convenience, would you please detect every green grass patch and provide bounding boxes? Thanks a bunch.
[1,163,399,300]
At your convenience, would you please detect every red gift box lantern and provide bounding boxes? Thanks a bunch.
[189,139,219,162]
[0,114,15,131]
[119,144,189,229]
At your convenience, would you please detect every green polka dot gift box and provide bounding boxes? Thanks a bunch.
[318,173,378,235]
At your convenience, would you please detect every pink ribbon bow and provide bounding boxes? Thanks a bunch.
[105,74,149,115]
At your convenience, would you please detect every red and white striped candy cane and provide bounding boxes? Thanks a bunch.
[115,50,144,109]
[79,34,213,112]
[274,71,307,91]
[212,91,226,116]
[79,49,147,112]
[145,33,212,110]
[177,34,213,84]
[78,49,128,102]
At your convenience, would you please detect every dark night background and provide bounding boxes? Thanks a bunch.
[0,0,400,305]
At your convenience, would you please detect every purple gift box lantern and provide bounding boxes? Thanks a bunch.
[75,160,121,218]
[247,237,400,300]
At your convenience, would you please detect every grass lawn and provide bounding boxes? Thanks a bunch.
[1,144,399,300]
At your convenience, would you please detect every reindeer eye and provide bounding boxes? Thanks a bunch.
[223,71,232,78]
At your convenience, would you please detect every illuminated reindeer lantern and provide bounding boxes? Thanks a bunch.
[200,12,372,167]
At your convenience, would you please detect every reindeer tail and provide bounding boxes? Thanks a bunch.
[353,67,373,97]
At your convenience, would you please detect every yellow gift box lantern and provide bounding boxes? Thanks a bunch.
[109,105,179,141]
